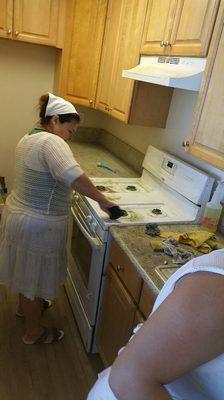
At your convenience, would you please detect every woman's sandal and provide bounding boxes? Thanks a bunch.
[22,327,64,345]
[16,299,52,318]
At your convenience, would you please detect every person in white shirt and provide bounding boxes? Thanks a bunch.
[88,249,224,400]
[0,93,114,345]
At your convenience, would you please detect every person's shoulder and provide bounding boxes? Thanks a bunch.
[44,133,67,145]
[42,134,71,154]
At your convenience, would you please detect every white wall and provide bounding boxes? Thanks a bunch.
[0,39,56,191]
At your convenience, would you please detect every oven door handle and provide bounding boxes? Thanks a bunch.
[71,208,102,249]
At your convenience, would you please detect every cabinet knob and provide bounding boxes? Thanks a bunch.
[89,99,93,104]
[182,140,190,150]
[116,264,123,273]
[104,106,109,111]
[160,40,165,47]
[14,31,20,36]
[6,29,11,35]
[108,107,113,112]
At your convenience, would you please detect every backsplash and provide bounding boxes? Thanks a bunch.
[73,127,144,174]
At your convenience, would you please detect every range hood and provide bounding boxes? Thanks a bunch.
[122,56,206,91]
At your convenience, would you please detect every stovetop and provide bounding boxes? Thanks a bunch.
[81,176,199,228]
[72,146,214,241]
[94,178,150,194]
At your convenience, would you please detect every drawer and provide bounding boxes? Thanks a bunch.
[110,240,142,303]
[138,282,155,319]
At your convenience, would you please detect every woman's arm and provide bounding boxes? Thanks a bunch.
[109,271,224,400]
[72,173,115,211]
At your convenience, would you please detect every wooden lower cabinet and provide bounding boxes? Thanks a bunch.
[98,265,137,367]
[98,240,157,367]
[133,309,145,328]
[139,282,155,319]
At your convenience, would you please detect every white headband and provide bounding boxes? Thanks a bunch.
[45,93,78,117]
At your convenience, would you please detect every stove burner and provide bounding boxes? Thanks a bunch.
[96,185,106,192]
[126,185,137,191]
[152,208,162,215]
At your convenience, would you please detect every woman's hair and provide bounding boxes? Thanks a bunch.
[38,93,80,125]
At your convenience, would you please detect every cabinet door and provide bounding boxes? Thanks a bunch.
[13,0,59,46]
[98,266,136,367]
[59,0,107,108]
[109,0,148,122]
[96,0,148,122]
[186,2,224,169]
[96,0,122,115]
[0,0,13,39]
[170,0,220,56]
[141,0,177,55]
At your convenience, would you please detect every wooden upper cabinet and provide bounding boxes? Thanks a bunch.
[58,0,107,108]
[95,0,121,113]
[96,0,148,122]
[170,0,220,56]
[0,0,63,46]
[141,0,177,55]
[13,0,60,46]
[141,0,220,56]
[0,0,13,39]
[184,1,224,169]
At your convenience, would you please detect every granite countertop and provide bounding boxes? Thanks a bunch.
[110,225,224,296]
[69,142,140,178]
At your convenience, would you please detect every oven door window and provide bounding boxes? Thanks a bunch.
[71,219,93,287]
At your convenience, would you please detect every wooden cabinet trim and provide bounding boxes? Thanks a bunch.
[138,282,155,319]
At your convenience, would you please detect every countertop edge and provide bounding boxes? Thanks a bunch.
[110,228,160,296]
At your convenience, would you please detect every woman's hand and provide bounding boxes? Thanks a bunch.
[98,199,116,215]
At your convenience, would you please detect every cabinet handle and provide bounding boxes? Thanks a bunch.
[116,264,123,273]
[182,140,190,150]
[160,40,165,47]
[7,29,11,35]
[89,99,93,105]
[14,31,20,36]
[164,41,172,47]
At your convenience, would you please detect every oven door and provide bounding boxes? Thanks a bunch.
[67,206,106,325]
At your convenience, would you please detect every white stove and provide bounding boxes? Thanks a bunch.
[74,146,214,242]
[67,146,214,352]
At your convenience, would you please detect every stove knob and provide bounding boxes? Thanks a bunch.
[73,194,79,201]
[85,215,93,224]
[91,222,97,233]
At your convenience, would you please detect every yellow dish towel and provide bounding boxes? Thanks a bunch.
[149,239,164,251]
[160,231,224,253]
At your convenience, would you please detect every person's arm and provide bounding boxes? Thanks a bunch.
[72,173,115,212]
[109,271,224,400]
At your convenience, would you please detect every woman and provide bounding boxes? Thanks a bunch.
[88,249,224,399]
[0,93,114,345]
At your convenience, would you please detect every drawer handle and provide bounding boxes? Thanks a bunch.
[116,264,123,273]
